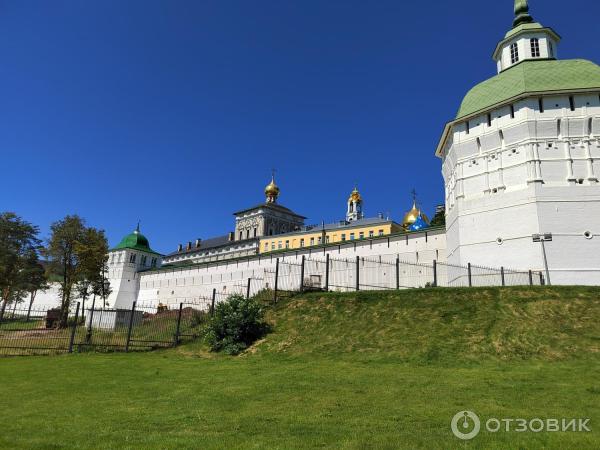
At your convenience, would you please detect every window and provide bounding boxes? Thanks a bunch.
[350,233,355,240]
[246,229,250,239]
[253,228,257,237]
[369,230,374,238]
[278,241,282,249]
[141,255,147,266]
[530,38,540,57]
[510,104,515,119]
[487,113,492,127]
[549,41,554,58]
[538,98,544,113]
[151,258,157,268]
[588,118,594,136]
[326,236,330,243]
[300,238,305,247]
[271,243,275,250]
[510,43,519,64]
[318,236,322,244]
[239,231,243,240]
[129,253,136,264]
[465,121,470,134]
[378,229,384,236]
[341,234,346,241]
[359,232,364,239]
[569,96,575,111]
[310,237,315,246]
[285,240,289,249]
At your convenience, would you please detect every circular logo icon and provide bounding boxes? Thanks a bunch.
[451,410,481,440]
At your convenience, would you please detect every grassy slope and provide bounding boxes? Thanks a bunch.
[1,286,599,450]
[256,286,600,363]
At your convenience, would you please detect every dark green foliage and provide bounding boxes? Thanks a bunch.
[0,212,44,320]
[205,294,270,355]
[429,207,445,227]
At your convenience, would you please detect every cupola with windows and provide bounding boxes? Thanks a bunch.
[346,186,364,222]
[493,0,561,73]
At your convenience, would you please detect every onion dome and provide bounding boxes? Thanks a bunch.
[408,213,429,232]
[265,174,280,203]
[348,186,362,203]
[113,225,160,254]
[402,201,430,229]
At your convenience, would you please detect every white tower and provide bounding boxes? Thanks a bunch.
[436,0,600,284]
[346,186,364,222]
[106,225,162,308]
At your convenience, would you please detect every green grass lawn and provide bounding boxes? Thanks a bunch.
[1,286,599,449]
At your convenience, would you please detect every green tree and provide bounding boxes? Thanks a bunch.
[45,215,86,327]
[46,216,110,327]
[429,207,446,227]
[76,227,110,319]
[20,250,49,320]
[0,212,42,320]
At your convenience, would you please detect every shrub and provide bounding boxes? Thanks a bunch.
[205,294,270,355]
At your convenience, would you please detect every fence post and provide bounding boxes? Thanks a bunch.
[355,256,360,291]
[500,266,505,287]
[300,255,305,292]
[433,260,437,287]
[125,301,137,353]
[325,253,330,291]
[68,302,80,354]
[173,302,183,347]
[467,263,472,287]
[528,270,533,286]
[246,277,252,299]
[85,297,96,344]
[396,257,400,290]
[211,289,216,316]
[274,258,280,303]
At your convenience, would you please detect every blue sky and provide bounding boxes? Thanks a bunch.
[1,0,599,253]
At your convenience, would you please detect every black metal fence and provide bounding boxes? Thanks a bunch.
[0,299,211,356]
[263,255,544,301]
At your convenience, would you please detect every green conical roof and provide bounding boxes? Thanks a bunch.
[456,59,600,119]
[112,226,161,255]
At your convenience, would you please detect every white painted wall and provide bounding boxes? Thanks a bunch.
[442,92,600,284]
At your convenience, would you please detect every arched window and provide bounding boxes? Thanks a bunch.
[476,137,482,154]
[557,119,562,138]
[549,41,554,58]
[510,43,519,64]
[499,130,505,149]
[349,203,354,212]
[588,118,594,136]
[530,38,540,57]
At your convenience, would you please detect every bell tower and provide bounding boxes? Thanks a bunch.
[346,186,364,222]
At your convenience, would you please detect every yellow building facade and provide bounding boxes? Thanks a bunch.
[259,219,403,253]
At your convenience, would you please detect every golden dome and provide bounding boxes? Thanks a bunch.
[348,186,362,203]
[402,201,429,227]
[265,174,280,202]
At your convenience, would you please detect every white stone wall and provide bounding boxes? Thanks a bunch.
[133,229,447,307]
[442,92,600,284]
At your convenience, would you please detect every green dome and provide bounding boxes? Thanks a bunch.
[456,59,600,119]
[113,228,160,255]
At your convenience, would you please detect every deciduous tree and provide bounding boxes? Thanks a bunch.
[0,212,42,320]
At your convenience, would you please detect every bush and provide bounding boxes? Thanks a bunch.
[205,294,270,355]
